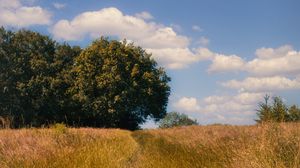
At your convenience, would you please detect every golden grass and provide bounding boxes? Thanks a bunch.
[0,123,299,168]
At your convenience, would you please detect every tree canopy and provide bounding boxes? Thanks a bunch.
[69,38,170,129]
[0,28,170,130]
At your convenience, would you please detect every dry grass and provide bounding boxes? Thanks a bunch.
[0,123,299,167]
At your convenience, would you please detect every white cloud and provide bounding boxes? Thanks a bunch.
[0,0,21,8]
[246,47,300,76]
[53,2,66,9]
[194,48,215,60]
[207,45,300,76]
[52,8,189,48]
[146,47,221,69]
[192,25,202,32]
[208,54,246,73]
[255,45,293,59]
[0,0,51,27]
[135,11,153,20]
[170,23,182,32]
[147,47,209,69]
[51,7,209,69]
[222,76,300,92]
[196,36,210,47]
[174,97,201,112]
[173,92,265,125]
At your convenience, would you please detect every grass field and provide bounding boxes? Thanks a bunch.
[0,123,299,168]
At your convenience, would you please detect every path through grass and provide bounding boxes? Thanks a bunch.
[0,123,300,167]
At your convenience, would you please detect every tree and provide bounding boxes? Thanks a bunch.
[287,105,300,122]
[69,38,170,130]
[1,28,170,130]
[0,28,81,127]
[256,95,300,123]
[271,96,288,122]
[0,28,58,126]
[158,112,198,128]
[256,95,273,123]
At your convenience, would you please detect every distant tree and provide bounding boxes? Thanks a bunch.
[256,95,300,123]
[69,38,170,130]
[256,95,273,123]
[271,96,288,122]
[159,112,198,128]
[287,105,300,122]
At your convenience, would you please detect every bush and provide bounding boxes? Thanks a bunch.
[159,112,198,128]
[51,123,68,134]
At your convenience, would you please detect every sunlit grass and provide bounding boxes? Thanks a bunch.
[0,123,299,167]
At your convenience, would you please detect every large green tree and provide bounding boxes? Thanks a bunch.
[0,28,81,127]
[1,28,170,130]
[69,38,170,130]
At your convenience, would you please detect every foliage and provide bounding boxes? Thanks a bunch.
[0,27,81,127]
[0,28,170,130]
[288,105,300,122]
[158,112,198,128]
[256,95,300,123]
[51,123,68,134]
[69,38,170,130]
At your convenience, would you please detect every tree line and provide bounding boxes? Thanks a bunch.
[256,95,300,123]
[0,28,171,130]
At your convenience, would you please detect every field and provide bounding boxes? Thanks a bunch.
[0,123,300,168]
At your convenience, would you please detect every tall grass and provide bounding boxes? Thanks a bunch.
[0,123,299,167]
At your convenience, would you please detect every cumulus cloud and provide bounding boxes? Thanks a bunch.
[51,7,212,69]
[173,92,265,125]
[0,0,51,27]
[255,45,293,59]
[146,48,199,69]
[222,76,300,92]
[134,11,153,20]
[53,2,66,9]
[196,36,210,47]
[51,8,188,46]
[208,54,246,73]
[174,97,201,112]
[180,47,246,73]
[207,45,300,76]
[246,46,300,76]
[170,23,182,32]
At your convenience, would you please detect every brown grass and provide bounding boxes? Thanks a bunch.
[0,123,299,167]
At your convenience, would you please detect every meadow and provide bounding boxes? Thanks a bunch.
[0,123,299,168]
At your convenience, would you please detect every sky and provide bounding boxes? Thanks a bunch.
[1,0,300,127]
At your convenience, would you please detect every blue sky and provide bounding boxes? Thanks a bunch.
[1,0,300,126]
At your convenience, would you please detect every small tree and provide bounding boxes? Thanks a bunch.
[159,112,198,128]
[271,96,288,122]
[256,95,273,123]
[287,105,300,122]
[256,95,299,123]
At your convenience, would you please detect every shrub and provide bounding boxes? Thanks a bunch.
[159,112,198,128]
[51,123,68,134]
